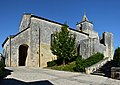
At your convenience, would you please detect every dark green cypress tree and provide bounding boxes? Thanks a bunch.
[51,24,76,65]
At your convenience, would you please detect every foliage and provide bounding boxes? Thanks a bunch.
[0,61,4,77]
[74,52,104,72]
[84,52,104,67]
[74,59,85,72]
[75,55,82,61]
[51,24,77,65]
[47,60,57,67]
[113,47,120,66]
[47,53,104,72]
[47,56,82,72]
[49,62,76,72]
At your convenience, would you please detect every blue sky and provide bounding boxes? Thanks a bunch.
[0,0,120,52]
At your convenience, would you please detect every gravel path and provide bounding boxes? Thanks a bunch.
[0,67,120,85]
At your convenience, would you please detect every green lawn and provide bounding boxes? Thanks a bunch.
[47,52,104,72]
[48,61,76,72]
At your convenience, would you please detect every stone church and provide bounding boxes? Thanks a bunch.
[2,13,114,67]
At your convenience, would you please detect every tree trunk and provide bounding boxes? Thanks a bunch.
[63,59,65,66]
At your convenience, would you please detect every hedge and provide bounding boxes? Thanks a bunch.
[74,52,104,72]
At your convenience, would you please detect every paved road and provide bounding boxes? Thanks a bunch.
[0,67,120,85]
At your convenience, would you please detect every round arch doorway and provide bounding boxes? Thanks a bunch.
[19,44,28,66]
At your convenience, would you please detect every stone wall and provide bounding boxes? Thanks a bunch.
[30,17,90,67]
[3,38,10,66]
[29,19,40,67]
[104,32,114,59]
[111,67,120,79]
[9,28,30,66]
[69,29,88,43]
[30,17,61,67]
[85,32,114,74]
[78,38,105,59]
[19,14,31,32]
[85,57,110,74]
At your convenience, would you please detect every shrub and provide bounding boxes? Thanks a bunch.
[47,60,57,67]
[74,52,104,72]
[75,55,82,61]
[113,47,120,66]
[0,61,4,77]
[84,52,104,67]
[50,62,76,72]
[74,59,85,72]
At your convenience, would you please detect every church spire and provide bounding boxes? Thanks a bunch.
[82,11,89,21]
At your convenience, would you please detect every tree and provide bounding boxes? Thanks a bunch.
[113,47,120,66]
[51,24,77,65]
[0,61,4,77]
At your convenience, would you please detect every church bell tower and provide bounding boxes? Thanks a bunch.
[76,12,98,38]
[76,12,93,34]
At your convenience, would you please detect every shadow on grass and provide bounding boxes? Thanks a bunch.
[0,79,53,85]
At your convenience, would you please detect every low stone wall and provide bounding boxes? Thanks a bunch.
[111,67,120,79]
[85,57,110,74]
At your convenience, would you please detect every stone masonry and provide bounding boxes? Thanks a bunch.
[2,13,114,67]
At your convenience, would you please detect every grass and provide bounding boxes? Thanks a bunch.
[48,61,76,72]
[47,53,104,72]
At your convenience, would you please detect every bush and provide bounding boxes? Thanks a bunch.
[84,52,104,67]
[113,47,120,66]
[47,60,57,67]
[47,53,104,72]
[75,55,82,61]
[49,62,76,72]
[47,58,67,67]
[74,59,85,72]
[74,52,104,72]
[0,61,4,77]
